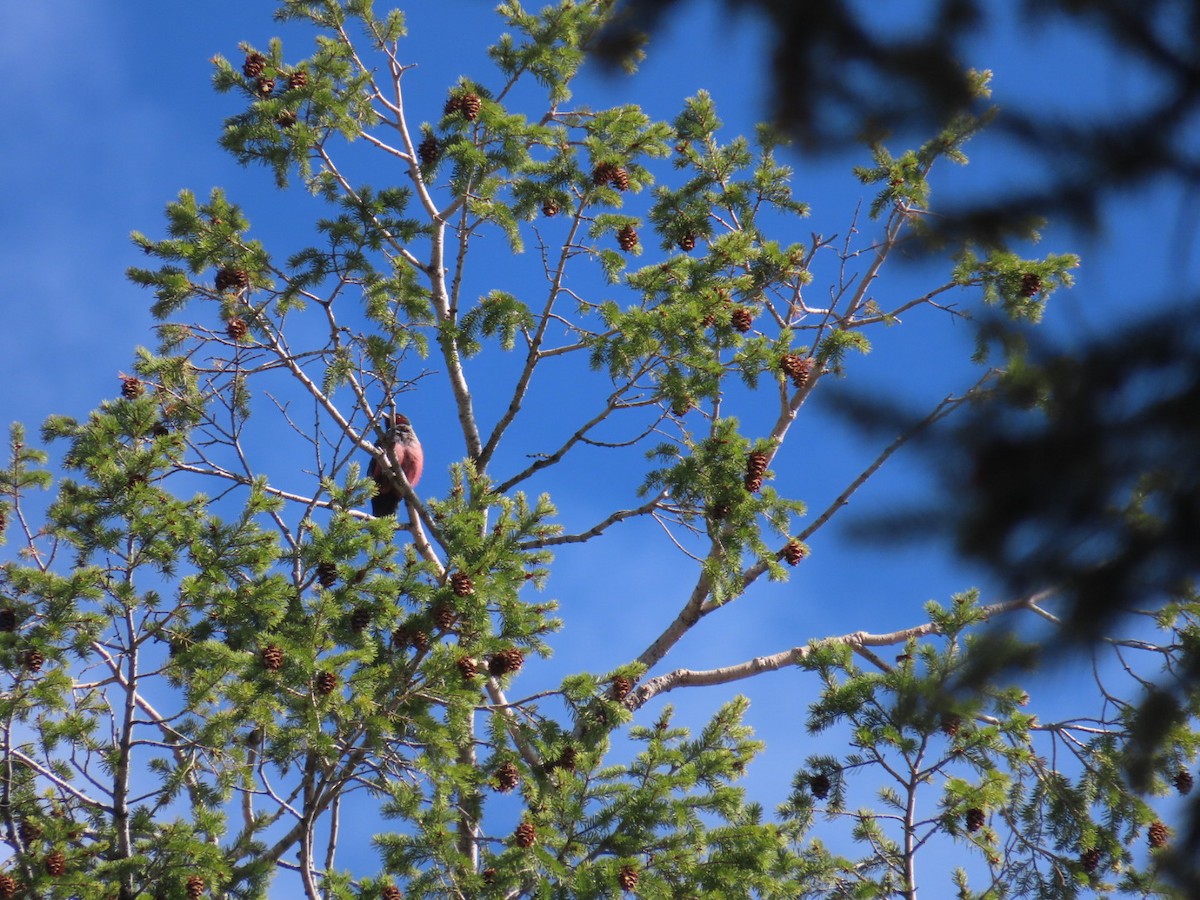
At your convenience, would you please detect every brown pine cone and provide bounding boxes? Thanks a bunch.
[493,761,520,792]
[514,821,537,848]
[592,162,618,187]
[610,167,630,191]
[449,572,475,597]
[276,109,298,129]
[24,649,45,673]
[255,77,275,97]
[542,199,561,217]
[433,603,458,631]
[617,224,638,252]
[488,648,525,677]
[418,134,439,167]
[456,655,479,680]
[1019,272,1042,297]
[809,773,831,800]
[392,625,431,653]
[18,820,42,845]
[215,267,250,292]
[349,606,372,632]
[0,874,16,898]
[443,93,464,117]
[242,52,268,79]
[1174,769,1193,795]
[1080,847,1101,873]
[617,864,639,891]
[940,713,962,738]
[965,807,985,833]
[481,868,497,885]
[45,850,66,876]
[730,307,753,332]
[782,539,806,566]
[261,644,284,672]
[121,375,145,399]
[609,675,633,701]
[1148,820,1168,849]
[381,886,403,900]
[226,317,249,340]
[743,474,763,493]
[557,746,578,773]
[315,671,337,695]
[460,92,482,121]
[286,69,309,91]
[316,561,337,588]
[678,233,697,252]
[780,353,814,389]
[185,874,206,898]
[709,501,731,521]
[0,609,15,633]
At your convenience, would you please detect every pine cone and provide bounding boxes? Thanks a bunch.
[940,713,962,738]
[286,69,309,91]
[45,850,66,876]
[730,307,754,332]
[743,474,763,493]
[242,52,268,79]
[460,92,482,121]
[809,773,831,800]
[418,134,439,167]
[610,167,630,191]
[0,507,5,536]
[1080,847,1101,873]
[0,609,15,633]
[678,233,697,252]
[557,746,578,773]
[186,874,206,898]
[433,603,458,632]
[315,671,338,695]
[255,77,275,97]
[261,644,284,672]
[1174,769,1193,795]
[316,561,337,588]
[121,376,144,399]
[276,109,298,129]
[709,501,731,521]
[24,649,45,673]
[0,874,16,898]
[541,199,561,217]
[215,267,250,292]
[450,572,475,597]
[481,868,497,885]
[782,539,806,566]
[592,162,618,187]
[349,606,372,633]
[456,655,479,680]
[670,397,692,417]
[1148,820,1168,849]
[618,864,639,891]
[965,808,985,833]
[610,675,633,701]
[18,820,42,844]
[392,625,430,653]
[617,224,638,252]
[1019,272,1042,298]
[488,648,525,677]
[226,317,249,340]
[443,94,464,117]
[381,886,403,900]
[514,821,537,848]
[493,761,520,792]
[780,353,814,389]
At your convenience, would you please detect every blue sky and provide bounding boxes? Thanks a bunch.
[3,0,1197,891]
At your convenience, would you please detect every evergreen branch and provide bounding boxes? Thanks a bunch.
[518,491,667,548]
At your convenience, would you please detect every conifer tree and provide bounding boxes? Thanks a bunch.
[2,2,1196,897]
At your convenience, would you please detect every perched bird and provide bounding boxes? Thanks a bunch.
[366,413,423,516]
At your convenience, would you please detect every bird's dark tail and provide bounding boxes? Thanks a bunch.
[371,494,399,517]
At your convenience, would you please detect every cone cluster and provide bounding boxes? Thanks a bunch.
[780,353,814,389]
[617,224,638,251]
[488,648,525,677]
[393,625,431,653]
[445,91,482,121]
[965,808,985,833]
[730,307,753,332]
[592,162,629,190]
[744,450,768,493]
[215,267,250,293]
